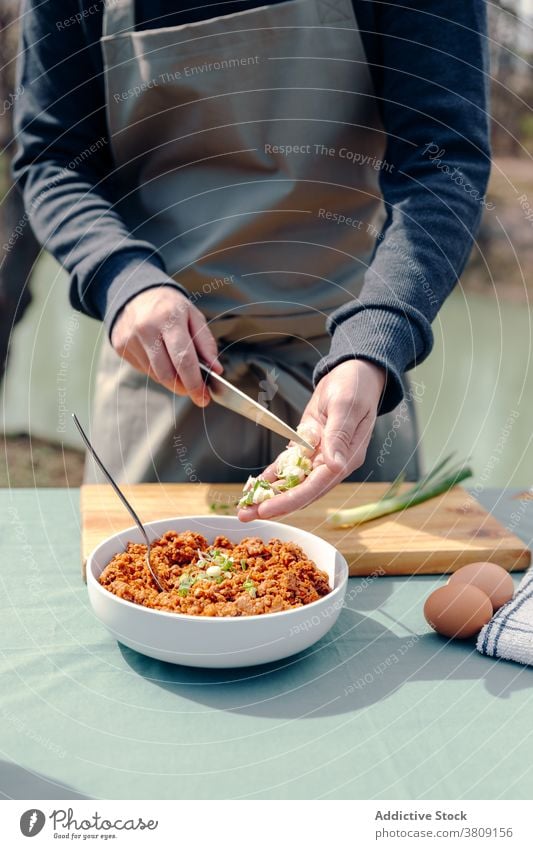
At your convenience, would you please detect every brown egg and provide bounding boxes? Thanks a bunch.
[424,583,493,639]
[448,561,514,611]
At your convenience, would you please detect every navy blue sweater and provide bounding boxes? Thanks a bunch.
[13,0,491,413]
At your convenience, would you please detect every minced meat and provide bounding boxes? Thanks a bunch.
[98,531,331,617]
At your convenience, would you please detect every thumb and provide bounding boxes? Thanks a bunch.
[322,398,359,473]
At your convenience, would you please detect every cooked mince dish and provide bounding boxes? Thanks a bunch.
[98,531,331,617]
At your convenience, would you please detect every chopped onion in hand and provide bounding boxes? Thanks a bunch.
[238,423,320,507]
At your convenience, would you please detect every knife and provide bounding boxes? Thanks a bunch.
[199,363,314,452]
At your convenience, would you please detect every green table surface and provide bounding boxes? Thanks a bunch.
[1,488,532,801]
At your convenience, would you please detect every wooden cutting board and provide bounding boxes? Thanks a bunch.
[80,483,531,577]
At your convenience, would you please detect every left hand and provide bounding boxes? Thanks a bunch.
[238,359,386,521]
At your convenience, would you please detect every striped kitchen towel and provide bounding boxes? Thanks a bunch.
[477,567,533,664]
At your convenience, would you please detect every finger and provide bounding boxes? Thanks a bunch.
[312,452,324,468]
[188,308,223,374]
[115,336,179,392]
[294,417,321,452]
[345,410,375,470]
[237,504,260,523]
[301,394,326,428]
[114,337,145,372]
[322,396,361,473]
[164,334,210,407]
[258,463,279,481]
[145,343,188,396]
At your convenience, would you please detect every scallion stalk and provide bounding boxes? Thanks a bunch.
[328,454,473,528]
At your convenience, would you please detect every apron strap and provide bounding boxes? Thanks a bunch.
[103,0,136,39]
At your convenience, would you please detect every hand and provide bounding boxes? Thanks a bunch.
[111,287,222,407]
[238,359,386,521]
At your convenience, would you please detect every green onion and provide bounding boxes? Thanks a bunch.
[197,548,234,572]
[209,502,234,513]
[328,454,473,528]
[241,559,247,570]
[274,474,301,492]
[178,568,201,593]
[243,579,257,598]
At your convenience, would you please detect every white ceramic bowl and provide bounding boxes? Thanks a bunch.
[86,515,348,668]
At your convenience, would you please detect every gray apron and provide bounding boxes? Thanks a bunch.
[86,0,420,484]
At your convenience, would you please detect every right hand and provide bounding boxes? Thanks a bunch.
[110,287,222,407]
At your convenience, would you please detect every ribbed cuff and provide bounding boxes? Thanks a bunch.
[313,306,432,415]
[87,250,189,338]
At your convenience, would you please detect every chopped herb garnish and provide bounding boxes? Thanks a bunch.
[241,559,247,570]
[209,502,233,514]
[243,579,257,598]
[197,548,235,575]
[178,569,201,594]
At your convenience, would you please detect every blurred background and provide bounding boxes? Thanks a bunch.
[1,0,532,489]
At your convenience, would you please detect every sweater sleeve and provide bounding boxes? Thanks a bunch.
[12,0,187,335]
[313,0,491,414]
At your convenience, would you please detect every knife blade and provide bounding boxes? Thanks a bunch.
[199,363,314,452]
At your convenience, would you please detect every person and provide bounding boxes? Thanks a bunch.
[0,0,40,382]
[13,0,490,519]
